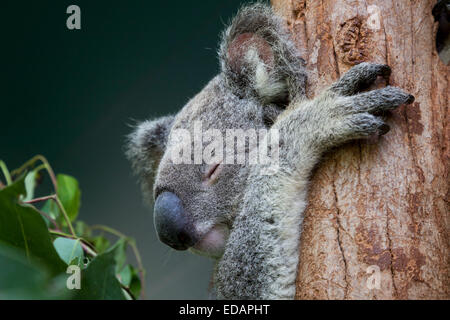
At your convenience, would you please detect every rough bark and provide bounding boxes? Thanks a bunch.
[271,0,449,299]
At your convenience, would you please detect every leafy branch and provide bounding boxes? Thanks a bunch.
[24,194,76,236]
[88,225,146,299]
[0,155,146,300]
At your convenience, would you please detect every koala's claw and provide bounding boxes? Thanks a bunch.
[330,62,392,96]
[316,63,415,148]
[342,86,415,115]
[345,113,388,139]
[406,94,415,104]
[379,123,391,135]
[379,64,392,77]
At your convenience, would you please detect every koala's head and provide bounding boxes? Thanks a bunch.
[126,4,305,259]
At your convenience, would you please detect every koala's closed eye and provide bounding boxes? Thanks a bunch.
[203,163,222,185]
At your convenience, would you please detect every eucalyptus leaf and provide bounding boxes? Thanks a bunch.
[0,244,70,299]
[41,199,60,221]
[0,177,67,275]
[91,235,110,254]
[75,220,91,238]
[56,174,81,222]
[53,237,84,266]
[74,244,126,300]
[119,264,132,286]
[119,264,141,298]
[23,170,39,202]
[128,265,141,299]
[114,238,128,274]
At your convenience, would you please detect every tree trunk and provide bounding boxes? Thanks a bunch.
[271,0,449,299]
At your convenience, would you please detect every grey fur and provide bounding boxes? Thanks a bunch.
[126,115,175,204]
[126,3,414,299]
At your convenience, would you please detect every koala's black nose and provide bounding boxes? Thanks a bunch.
[153,192,197,250]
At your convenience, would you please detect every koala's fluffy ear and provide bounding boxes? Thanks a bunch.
[126,115,174,198]
[219,3,306,105]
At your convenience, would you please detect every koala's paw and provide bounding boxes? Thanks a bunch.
[325,63,414,144]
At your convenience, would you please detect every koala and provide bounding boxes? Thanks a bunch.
[126,3,414,299]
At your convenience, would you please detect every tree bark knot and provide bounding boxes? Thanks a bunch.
[335,16,373,66]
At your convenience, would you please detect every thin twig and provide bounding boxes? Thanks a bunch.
[24,194,76,237]
[23,195,56,204]
[11,155,58,192]
[121,285,136,300]
[80,242,97,257]
[35,208,60,230]
[0,160,12,185]
[90,225,126,238]
[54,197,76,237]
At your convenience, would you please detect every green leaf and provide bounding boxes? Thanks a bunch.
[113,239,141,299]
[75,220,91,238]
[56,174,81,222]
[0,244,70,299]
[0,177,67,275]
[129,268,141,299]
[119,264,141,298]
[53,237,84,267]
[114,238,127,274]
[74,244,126,300]
[119,264,132,285]
[91,235,110,254]
[23,170,39,202]
[41,199,60,221]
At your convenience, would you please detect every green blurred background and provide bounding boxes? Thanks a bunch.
[1,0,264,299]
